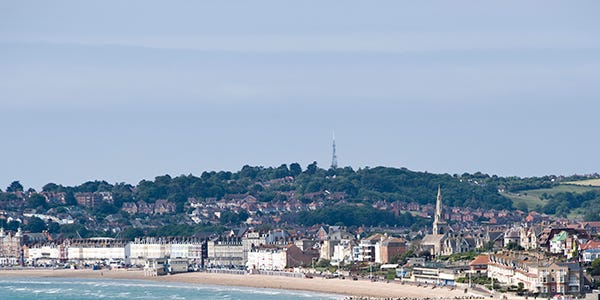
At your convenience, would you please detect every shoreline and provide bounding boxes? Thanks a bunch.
[0,269,501,299]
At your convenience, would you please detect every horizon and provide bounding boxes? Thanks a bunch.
[2,1,599,190]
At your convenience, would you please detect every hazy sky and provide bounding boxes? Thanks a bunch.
[1,1,599,190]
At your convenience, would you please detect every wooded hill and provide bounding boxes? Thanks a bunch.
[5,163,600,221]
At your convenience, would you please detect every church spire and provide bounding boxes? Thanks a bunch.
[433,185,447,235]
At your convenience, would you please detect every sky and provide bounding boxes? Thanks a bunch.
[1,1,599,190]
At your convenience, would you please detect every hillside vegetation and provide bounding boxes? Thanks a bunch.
[4,164,600,225]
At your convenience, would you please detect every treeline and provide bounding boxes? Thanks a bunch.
[5,163,517,212]
[295,166,512,210]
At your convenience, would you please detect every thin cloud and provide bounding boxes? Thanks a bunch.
[3,31,600,54]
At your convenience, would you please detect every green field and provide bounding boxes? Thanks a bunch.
[563,178,600,187]
[502,184,600,212]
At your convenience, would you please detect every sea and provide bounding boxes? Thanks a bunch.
[0,276,342,300]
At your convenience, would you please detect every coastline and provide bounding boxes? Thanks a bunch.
[0,269,500,299]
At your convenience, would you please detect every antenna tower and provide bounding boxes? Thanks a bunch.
[331,131,338,169]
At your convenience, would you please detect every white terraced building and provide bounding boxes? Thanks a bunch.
[125,237,204,266]
[25,244,61,265]
[66,238,128,263]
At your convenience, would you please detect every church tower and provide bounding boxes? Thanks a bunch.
[432,186,448,235]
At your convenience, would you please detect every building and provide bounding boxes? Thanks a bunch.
[125,237,203,266]
[246,244,316,271]
[487,252,583,295]
[549,231,579,258]
[380,237,407,264]
[126,237,172,266]
[74,192,105,208]
[318,226,353,261]
[24,243,62,266]
[331,238,356,266]
[411,264,459,286]
[469,254,489,275]
[0,227,22,265]
[504,228,521,246]
[144,258,167,276]
[207,237,244,267]
[65,237,127,263]
[519,226,541,250]
[167,258,189,274]
[421,187,476,256]
[241,231,268,261]
[354,233,383,262]
[580,240,600,263]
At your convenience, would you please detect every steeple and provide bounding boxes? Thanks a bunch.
[432,185,447,235]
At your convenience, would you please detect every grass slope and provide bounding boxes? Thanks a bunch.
[502,184,600,212]
[562,178,600,187]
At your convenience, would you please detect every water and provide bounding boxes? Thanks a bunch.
[0,276,342,300]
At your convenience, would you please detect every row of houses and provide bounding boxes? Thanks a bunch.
[121,200,176,215]
[485,251,584,295]
[1,225,414,272]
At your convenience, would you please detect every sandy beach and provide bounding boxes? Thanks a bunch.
[0,269,508,299]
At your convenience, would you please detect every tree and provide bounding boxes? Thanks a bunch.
[95,202,118,215]
[6,181,23,192]
[47,221,60,234]
[273,164,290,179]
[305,161,318,175]
[290,163,302,176]
[60,224,89,238]
[64,191,77,206]
[27,194,47,209]
[121,227,145,240]
[42,183,60,192]
[6,220,20,231]
[590,257,600,276]
[506,242,524,251]
[24,217,47,233]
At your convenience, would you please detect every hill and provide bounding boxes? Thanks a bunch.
[3,164,600,235]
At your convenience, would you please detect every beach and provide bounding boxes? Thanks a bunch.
[0,269,509,299]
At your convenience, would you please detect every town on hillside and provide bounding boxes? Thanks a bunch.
[1,168,600,299]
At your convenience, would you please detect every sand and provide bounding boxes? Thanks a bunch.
[0,268,512,299]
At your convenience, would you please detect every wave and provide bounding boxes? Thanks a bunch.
[0,276,341,300]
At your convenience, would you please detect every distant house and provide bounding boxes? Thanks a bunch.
[582,222,600,236]
[136,201,154,214]
[121,202,138,214]
[154,200,176,214]
[469,254,489,275]
[40,192,66,205]
[504,228,521,246]
[74,192,102,208]
[580,240,600,262]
